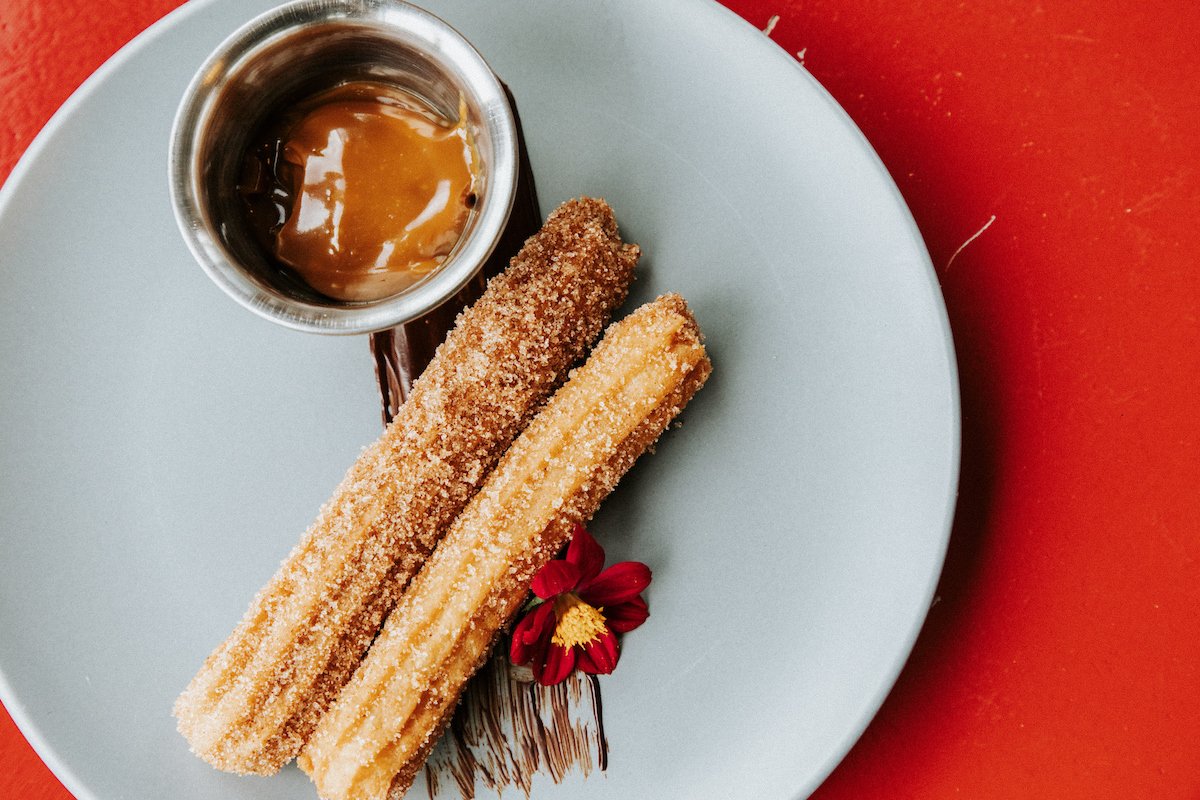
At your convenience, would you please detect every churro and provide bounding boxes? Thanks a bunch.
[174,198,638,774]
[299,294,711,800]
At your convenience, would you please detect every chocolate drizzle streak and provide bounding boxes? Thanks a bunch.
[423,653,608,799]
[367,86,609,798]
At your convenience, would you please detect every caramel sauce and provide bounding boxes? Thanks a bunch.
[240,81,479,302]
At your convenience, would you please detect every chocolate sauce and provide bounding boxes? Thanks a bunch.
[422,652,609,799]
[367,86,610,796]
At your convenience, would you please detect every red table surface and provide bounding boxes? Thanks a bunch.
[2,0,1198,797]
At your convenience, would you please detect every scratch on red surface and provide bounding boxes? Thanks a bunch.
[944,214,997,271]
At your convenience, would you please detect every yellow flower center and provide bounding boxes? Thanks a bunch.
[550,593,607,649]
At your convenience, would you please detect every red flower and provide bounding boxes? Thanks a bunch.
[510,524,651,686]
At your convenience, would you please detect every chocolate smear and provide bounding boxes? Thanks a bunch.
[423,653,608,799]
[368,86,609,798]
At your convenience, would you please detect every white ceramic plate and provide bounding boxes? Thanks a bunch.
[0,1,959,798]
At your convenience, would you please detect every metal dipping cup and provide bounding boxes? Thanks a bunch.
[169,0,518,334]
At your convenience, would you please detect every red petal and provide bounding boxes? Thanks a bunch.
[577,630,620,674]
[510,602,555,665]
[579,561,652,607]
[520,602,556,645]
[530,559,581,599]
[605,596,649,633]
[565,524,606,583]
[536,643,576,686]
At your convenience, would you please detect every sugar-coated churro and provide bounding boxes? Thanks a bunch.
[174,199,639,775]
[299,294,711,800]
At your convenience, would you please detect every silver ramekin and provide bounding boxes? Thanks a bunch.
[169,0,517,334]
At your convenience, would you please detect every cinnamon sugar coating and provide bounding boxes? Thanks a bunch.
[174,198,638,775]
[298,295,711,800]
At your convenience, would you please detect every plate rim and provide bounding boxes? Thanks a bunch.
[631,7,961,793]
